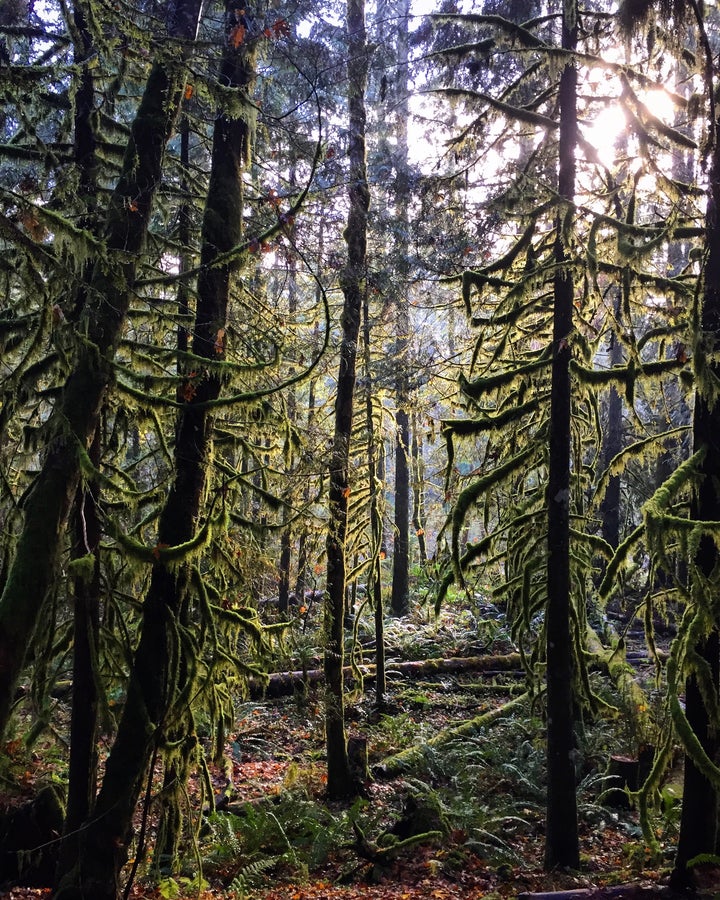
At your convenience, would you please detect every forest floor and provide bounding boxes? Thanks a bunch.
[1,601,717,900]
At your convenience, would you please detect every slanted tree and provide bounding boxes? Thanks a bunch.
[53,4,260,895]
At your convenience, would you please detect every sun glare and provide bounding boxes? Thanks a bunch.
[582,104,627,166]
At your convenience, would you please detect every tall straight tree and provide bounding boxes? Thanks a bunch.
[56,0,103,878]
[0,0,204,741]
[389,0,411,617]
[324,0,370,800]
[544,0,580,869]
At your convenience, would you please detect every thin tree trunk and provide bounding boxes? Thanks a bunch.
[600,303,623,551]
[411,409,428,564]
[54,9,253,897]
[544,0,580,871]
[324,0,369,801]
[0,0,204,743]
[390,0,411,617]
[56,3,102,880]
[362,287,386,707]
[56,434,101,883]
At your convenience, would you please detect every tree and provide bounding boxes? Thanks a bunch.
[607,0,720,884]
[0,0,205,742]
[53,4,260,895]
[431,0,699,871]
[544,0,580,868]
[324,0,370,800]
[386,0,412,618]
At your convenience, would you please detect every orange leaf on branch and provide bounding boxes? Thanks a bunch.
[272,17,290,37]
[214,327,226,355]
[229,23,245,47]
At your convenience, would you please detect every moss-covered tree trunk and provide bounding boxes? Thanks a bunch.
[56,2,102,880]
[411,410,428,565]
[600,300,623,551]
[672,87,720,888]
[324,0,369,801]
[544,0,580,871]
[362,286,386,708]
[0,0,203,743]
[390,0,411,617]
[54,9,253,898]
[57,433,101,883]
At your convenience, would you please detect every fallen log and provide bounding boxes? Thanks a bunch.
[517,884,674,900]
[372,691,529,779]
[585,627,653,744]
[248,653,524,699]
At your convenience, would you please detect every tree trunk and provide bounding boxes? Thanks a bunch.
[324,0,370,801]
[600,308,623,551]
[55,4,102,880]
[673,94,720,883]
[54,8,253,897]
[362,287,386,706]
[390,0,411,617]
[544,0,580,871]
[411,410,428,565]
[0,0,204,743]
[56,435,101,883]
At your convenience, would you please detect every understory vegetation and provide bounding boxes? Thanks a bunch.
[0,588,688,899]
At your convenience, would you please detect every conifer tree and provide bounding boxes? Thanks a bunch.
[544,0,580,868]
[0,0,205,742]
[324,0,370,800]
[431,0,698,870]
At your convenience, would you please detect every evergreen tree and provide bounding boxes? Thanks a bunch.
[0,0,205,742]
[324,0,370,801]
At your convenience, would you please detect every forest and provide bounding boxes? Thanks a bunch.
[2,0,720,897]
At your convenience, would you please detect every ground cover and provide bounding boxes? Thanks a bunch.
[0,602,706,900]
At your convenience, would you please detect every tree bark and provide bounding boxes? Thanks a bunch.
[324,0,370,801]
[544,0,580,871]
[600,308,623,551]
[362,286,387,706]
[673,87,720,883]
[411,410,428,565]
[0,0,204,743]
[54,7,253,897]
[56,433,101,883]
[56,3,102,880]
[390,0,411,617]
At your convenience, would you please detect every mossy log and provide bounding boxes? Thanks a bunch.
[249,653,524,699]
[585,626,653,741]
[372,691,529,779]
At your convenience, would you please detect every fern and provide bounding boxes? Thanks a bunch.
[227,856,280,897]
